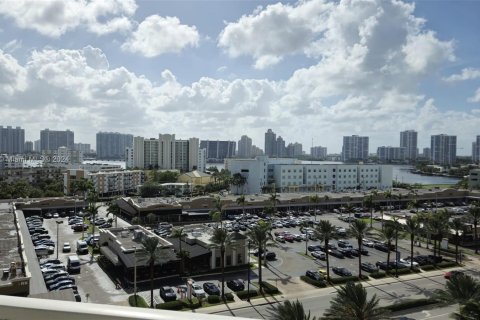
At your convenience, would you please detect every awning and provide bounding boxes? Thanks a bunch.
[100,246,121,266]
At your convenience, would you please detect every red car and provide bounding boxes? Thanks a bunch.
[444,270,464,279]
[284,234,295,242]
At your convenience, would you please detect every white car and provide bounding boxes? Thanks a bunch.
[62,242,71,253]
[362,239,375,247]
[398,258,419,268]
[311,251,326,260]
[191,283,206,298]
[275,236,285,243]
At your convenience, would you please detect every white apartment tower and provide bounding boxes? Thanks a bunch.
[472,136,480,163]
[342,135,369,162]
[158,134,175,169]
[431,134,457,166]
[188,137,200,171]
[238,135,253,158]
[400,130,418,161]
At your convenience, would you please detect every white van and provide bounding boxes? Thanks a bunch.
[67,255,81,273]
[76,240,88,255]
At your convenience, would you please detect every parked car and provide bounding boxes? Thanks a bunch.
[444,270,464,280]
[62,242,71,253]
[374,243,390,252]
[203,282,220,295]
[46,276,75,288]
[191,283,206,298]
[339,248,355,258]
[361,262,378,273]
[43,271,69,282]
[72,223,88,231]
[275,236,285,243]
[49,279,75,290]
[311,251,326,260]
[376,261,395,270]
[328,249,345,259]
[398,258,419,268]
[265,251,276,261]
[227,279,245,292]
[307,245,323,252]
[159,286,177,302]
[337,240,352,248]
[353,248,369,256]
[306,270,324,281]
[332,267,352,277]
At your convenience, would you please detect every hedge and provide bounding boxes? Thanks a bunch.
[421,265,436,271]
[300,276,327,288]
[207,295,221,304]
[156,300,183,310]
[436,261,458,268]
[128,295,149,308]
[225,292,235,301]
[329,276,360,285]
[386,268,413,276]
[369,271,386,279]
[260,281,280,294]
[385,298,438,312]
[236,289,259,300]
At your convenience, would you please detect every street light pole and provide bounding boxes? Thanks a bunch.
[56,220,64,259]
[247,241,251,302]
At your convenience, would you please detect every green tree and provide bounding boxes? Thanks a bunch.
[268,299,316,320]
[209,196,223,227]
[209,226,233,298]
[404,217,421,270]
[269,192,279,216]
[450,218,465,264]
[299,221,311,255]
[246,220,274,293]
[310,194,320,221]
[321,282,389,320]
[434,274,480,305]
[237,194,246,219]
[452,300,480,320]
[231,173,247,194]
[363,194,374,228]
[146,212,156,225]
[106,199,120,228]
[379,225,395,272]
[171,227,187,274]
[348,219,370,278]
[314,220,337,280]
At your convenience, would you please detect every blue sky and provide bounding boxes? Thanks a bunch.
[0,0,479,155]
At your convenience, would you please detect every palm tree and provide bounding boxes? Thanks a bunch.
[467,202,480,253]
[171,227,187,274]
[269,192,279,216]
[321,282,389,320]
[209,196,223,226]
[450,218,464,264]
[404,217,420,270]
[380,225,395,272]
[209,226,233,299]
[106,199,120,228]
[310,194,320,221]
[363,194,374,228]
[139,236,169,308]
[383,189,392,214]
[299,221,311,255]
[452,300,480,320]
[430,210,450,258]
[268,299,316,320]
[146,212,156,226]
[237,194,246,220]
[246,220,274,294]
[348,219,370,278]
[314,220,337,280]
[434,273,480,305]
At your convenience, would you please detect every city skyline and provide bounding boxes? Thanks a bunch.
[0,1,479,154]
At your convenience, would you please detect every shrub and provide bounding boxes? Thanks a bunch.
[207,295,221,304]
[385,298,438,312]
[224,292,234,301]
[156,300,183,310]
[386,268,412,276]
[236,289,259,300]
[369,271,386,279]
[329,276,360,285]
[260,281,280,294]
[128,295,148,308]
[436,261,458,268]
[300,276,327,288]
[421,264,435,271]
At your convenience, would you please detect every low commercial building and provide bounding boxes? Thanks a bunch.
[177,170,212,186]
[116,197,183,223]
[469,169,480,189]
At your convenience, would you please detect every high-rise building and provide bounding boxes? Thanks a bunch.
[264,129,277,157]
[423,147,431,159]
[400,130,418,161]
[200,140,236,161]
[24,141,33,153]
[96,132,133,160]
[159,134,176,169]
[276,136,286,157]
[198,148,207,172]
[472,136,480,163]
[286,142,303,157]
[74,143,91,154]
[342,135,369,162]
[251,145,263,157]
[0,126,25,154]
[377,146,405,162]
[431,134,457,166]
[188,137,200,171]
[311,146,327,159]
[34,140,40,152]
[40,129,74,151]
[238,135,252,158]
[144,138,159,169]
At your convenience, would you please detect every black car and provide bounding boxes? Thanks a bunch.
[339,248,355,258]
[203,282,220,295]
[227,279,245,292]
[337,240,352,248]
[328,249,345,259]
[306,270,323,281]
[265,251,276,261]
[332,267,352,277]
[361,262,378,273]
[159,286,177,302]
[354,248,369,256]
[307,245,323,252]
[374,243,390,252]
[376,261,395,270]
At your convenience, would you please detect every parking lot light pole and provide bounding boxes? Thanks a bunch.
[56,220,64,259]
[247,241,251,302]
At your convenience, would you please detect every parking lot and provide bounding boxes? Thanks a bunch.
[25,203,461,306]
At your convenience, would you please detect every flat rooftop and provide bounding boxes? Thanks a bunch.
[0,203,23,284]
[108,226,173,251]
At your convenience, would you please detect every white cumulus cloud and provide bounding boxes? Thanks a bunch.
[122,15,199,57]
[469,88,480,103]
[443,68,480,82]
